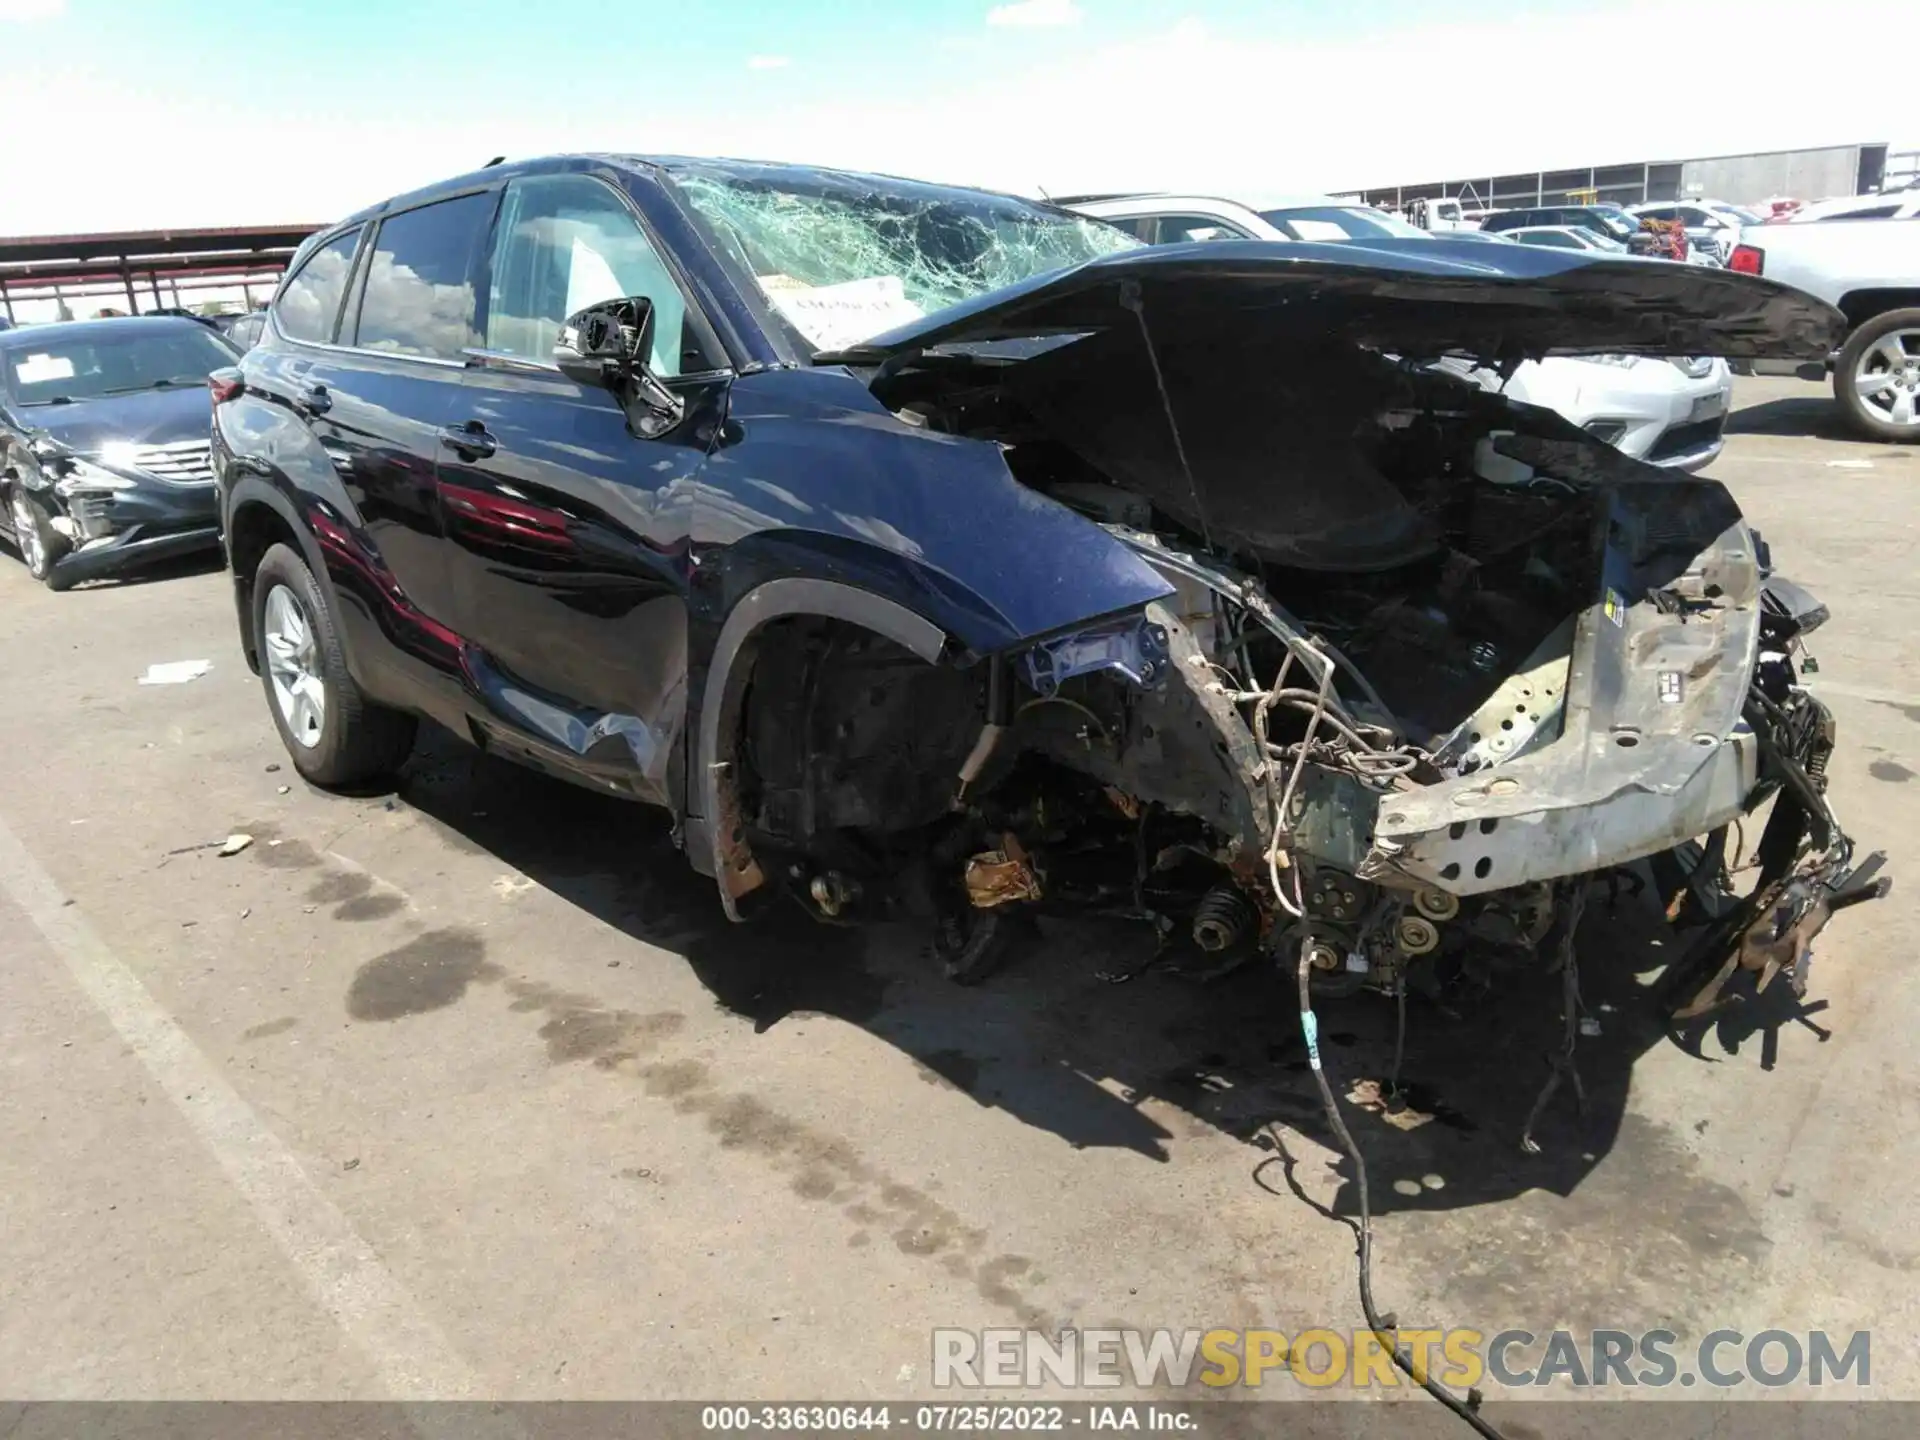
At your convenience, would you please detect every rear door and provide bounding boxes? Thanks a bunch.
[332,191,499,632]
[433,168,730,804]
[290,191,496,636]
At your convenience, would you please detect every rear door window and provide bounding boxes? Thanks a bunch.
[1150,214,1250,243]
[1099,216,1157,243]
[352,192,493,359]
[274,227,363,344]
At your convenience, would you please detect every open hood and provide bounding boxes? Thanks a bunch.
[818,239,1845,366]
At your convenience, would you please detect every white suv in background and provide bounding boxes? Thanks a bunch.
[1064,193,1736,471]
[1783,191,1920,223]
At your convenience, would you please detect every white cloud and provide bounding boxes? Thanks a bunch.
[987,0,1082,28]
[0,1,1901,241]
[774,1,1894,204]
[746,54,791,70]
[0,0,65,20]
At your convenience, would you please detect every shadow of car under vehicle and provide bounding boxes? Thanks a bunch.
[388,723,1825,1221]
[51,547,227,591]
[1723,393,1861,442]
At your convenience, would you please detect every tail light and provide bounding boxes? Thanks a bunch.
[1729,245,1764,276]
[208,368,245,404]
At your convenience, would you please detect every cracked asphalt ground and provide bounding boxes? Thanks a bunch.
[1,376,1916,1420]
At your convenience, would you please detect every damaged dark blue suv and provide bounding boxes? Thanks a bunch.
[212,152,1877,1015]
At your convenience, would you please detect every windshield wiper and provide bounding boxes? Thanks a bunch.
[105,376,209,393]
[25,395,75,405]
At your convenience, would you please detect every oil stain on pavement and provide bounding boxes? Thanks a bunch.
[346,929,500,1020]
[344,928,1063,1331]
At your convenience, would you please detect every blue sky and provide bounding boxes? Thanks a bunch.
[0,0,1894,232]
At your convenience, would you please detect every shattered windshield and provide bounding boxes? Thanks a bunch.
[669,166,1139,354]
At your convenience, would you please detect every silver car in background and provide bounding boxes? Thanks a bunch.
[1065,194,1733,470]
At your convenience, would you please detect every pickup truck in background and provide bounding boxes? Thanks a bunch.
[1730,218,1920,440]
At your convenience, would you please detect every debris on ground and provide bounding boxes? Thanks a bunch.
[964,834,1043,908]
[137,660,212,686]
[218,833,254,857]
[1347,1077,1436,1132]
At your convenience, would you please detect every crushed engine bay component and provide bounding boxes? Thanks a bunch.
[808,871,860,918]
[1191,884,1257,952]
[1020,613,1170,696]
[715,272,1879,1119]
[965,835,1043,909]
[839,350,1879,1046]
[1303,939,1344,972]
[1396,915,1441,956]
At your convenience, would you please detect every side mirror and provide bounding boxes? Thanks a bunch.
[554,295,654,389]
[552,295,685,439]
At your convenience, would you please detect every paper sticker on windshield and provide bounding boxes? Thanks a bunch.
[14,353,75,384]
[1288,219,1351,242]
[1603,589,1627,627]
[763,275,926,352]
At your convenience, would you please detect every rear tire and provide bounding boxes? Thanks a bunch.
[1834,308,1920,442]
[251,542,416,787]
[7,485,72,590]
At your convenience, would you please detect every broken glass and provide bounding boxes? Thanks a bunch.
[671,166,1137,351]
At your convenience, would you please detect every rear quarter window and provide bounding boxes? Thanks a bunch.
[274,227,363,344]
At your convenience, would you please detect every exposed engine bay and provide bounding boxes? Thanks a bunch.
[727,317,1884,1048]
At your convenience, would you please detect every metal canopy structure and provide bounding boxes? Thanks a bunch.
[0,223,323,320]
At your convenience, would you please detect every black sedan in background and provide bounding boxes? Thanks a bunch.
[1480,202,1666,256]
[215,309,269,351]
[1,317,238,590]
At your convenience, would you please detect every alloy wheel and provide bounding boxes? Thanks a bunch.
[263,583,326,748]
[1854,328,1920,429]
[10,490,44,574]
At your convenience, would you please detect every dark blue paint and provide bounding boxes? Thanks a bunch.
[218,153,1177,822]
[212,150,1842,837]
[695,366,1171,658]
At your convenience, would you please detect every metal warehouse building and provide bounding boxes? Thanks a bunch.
[1342,141,1898,213]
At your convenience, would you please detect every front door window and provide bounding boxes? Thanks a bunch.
[484,173,698,377]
